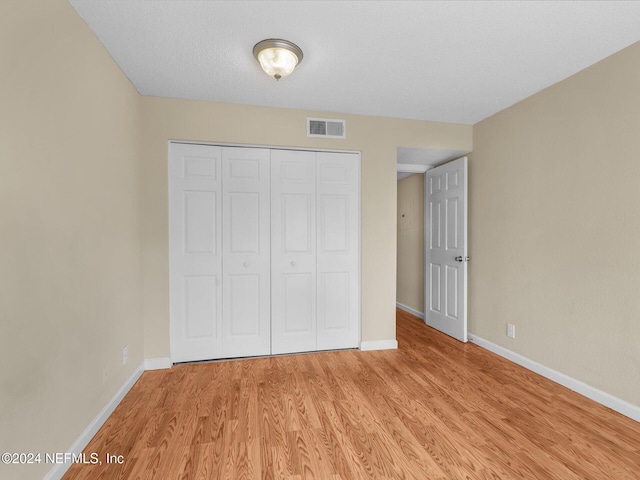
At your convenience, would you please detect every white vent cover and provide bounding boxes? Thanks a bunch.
[307,117,346,139]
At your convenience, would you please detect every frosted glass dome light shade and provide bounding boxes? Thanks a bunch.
[253,39,303,80]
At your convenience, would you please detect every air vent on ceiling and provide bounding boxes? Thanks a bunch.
[307,117,346,139]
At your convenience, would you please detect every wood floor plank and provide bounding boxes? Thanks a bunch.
[63,308,640,479]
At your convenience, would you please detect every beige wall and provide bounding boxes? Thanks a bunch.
[0,2,143,478]
[396,174,425,313]
[139,98,472,357]
[471,41,640,406]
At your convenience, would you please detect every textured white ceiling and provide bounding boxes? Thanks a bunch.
[69,1,640,125]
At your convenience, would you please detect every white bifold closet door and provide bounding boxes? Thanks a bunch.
[271,150,317,354]
[169,144,270,362]
[315,152,359,351]
[169,143,223,362]
[221,147,271,358]
[271,150,360,354]
[170,143,359,362]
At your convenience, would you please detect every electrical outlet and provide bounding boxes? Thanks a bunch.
[507,323,516,339]
[122,345,128,365]
[102,365,109,385]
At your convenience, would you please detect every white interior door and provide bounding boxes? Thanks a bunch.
[425,157,468,342]
[221,147,271,358]
[316,152,360,350]
[271,149,317,354]
[169,143,223,362]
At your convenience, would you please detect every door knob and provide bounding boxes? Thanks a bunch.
[455,256,470,262]
[243,261,249,268]
[290,261,297,267]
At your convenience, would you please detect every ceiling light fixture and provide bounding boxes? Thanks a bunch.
[253,39,303,81]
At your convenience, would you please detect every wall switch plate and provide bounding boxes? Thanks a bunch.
[507,323,516,339]
[122,345,128,365]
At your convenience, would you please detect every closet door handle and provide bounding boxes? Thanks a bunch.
[290,261,297,267]
[243,261,249,268]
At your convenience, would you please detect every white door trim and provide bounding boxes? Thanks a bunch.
[170,139,358,156]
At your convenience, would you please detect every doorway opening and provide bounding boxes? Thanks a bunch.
[395,147,468,324]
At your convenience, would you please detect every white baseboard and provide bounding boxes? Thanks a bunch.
[396,302,425,320]
[144,357,173,370]
[44,362,145,480]
[360,339,398,351]
[468,334,640,423]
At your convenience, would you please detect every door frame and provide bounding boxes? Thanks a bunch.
[396,163,432,320]
[168,140,362,363]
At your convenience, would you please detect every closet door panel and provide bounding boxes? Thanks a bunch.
[282,273,313,332]
[222,147,271,358]
[169,143,223,362]
[283,194,312,252]
[271,149,317,354]
[316,152,360,350]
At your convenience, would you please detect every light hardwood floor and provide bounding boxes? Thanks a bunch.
[63,309,640,479]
